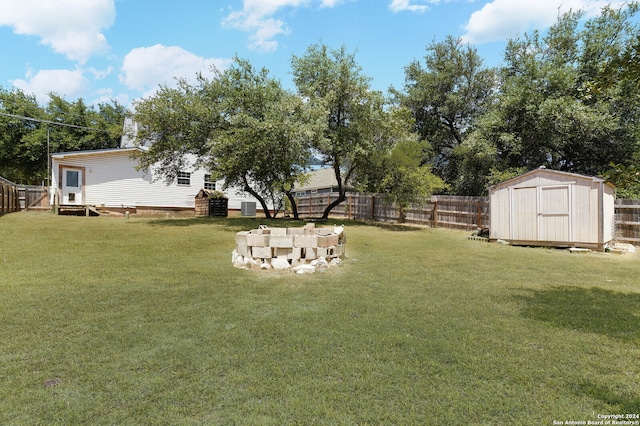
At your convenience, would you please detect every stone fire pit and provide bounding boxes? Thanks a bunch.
[232,223,346,274]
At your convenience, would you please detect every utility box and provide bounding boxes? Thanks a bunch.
[241,201,256,217]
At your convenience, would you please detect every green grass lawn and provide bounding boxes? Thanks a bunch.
[1,212,639,425]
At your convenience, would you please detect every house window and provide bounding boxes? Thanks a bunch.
[177,172,191,186]
[204,174,216,190]
[66,170,80,187]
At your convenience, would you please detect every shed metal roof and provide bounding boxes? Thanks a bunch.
[488,167,614,191]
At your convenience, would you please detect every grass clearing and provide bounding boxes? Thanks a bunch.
[1,212,639,424]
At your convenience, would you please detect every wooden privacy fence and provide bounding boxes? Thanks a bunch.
[0,178,20,215]
[615,199,640,245]
[1,176,50,215]
[18,185,50,211]
[295,194,640,243]
[295,193,489,230]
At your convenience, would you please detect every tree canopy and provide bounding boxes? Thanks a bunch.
[2,2,640,205]
[394,36,496,195]
[291,43,442,218]
[457,4,640,194]
[0,88,126,184]
[132,58,324,218]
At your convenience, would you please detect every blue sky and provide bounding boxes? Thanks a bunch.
[0,0,624,107]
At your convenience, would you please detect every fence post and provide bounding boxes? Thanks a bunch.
[432,199,438,228]
[371,195,375,221]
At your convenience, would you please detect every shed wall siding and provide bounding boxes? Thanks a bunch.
[489,190,509,239]
[603,185,615,242]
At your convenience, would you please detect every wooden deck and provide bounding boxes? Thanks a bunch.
[56,205,101,216]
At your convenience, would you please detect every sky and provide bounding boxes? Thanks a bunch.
[0,0,626,107]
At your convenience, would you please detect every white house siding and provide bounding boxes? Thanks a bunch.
[51,149,264,210]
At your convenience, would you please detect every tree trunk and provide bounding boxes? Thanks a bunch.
[321,192,346,219]
[321,165,350,219]
[285,190,299,220]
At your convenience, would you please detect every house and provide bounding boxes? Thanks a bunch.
[488,168,615,251]
[49,123,267,215]
[293,168,354,197]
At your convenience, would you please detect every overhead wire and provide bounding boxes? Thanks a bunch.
[0,111,111,133]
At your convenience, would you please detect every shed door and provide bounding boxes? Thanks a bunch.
[510,185,572,242]
[511,187,538,241]
[538,185,570,242]
[61,167,84,205]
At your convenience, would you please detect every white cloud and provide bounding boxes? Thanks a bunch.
[389,0,430,13]
[88,67,113,80]
[0,0,115,63]
[461,0,624,44]
[120,44,233,98]
[222,0,342,53]
[90,87,129,106]
[319,0,344,7]
[11,69,88,103]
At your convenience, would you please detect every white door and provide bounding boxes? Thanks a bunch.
[538,186,571,242]
[511,187,538,241]
[61,167,83,205]
[510,185,572,242]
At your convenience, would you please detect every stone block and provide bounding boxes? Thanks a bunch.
[294,235,318,248]
[303,247,317,260]
[260,260,272,269]
[287,247,302,260]
[292,264,316,274]
[287,228,306,236]
[271,258,291,270]
[335,244,345,256]
[236,244,250,257]
[270,227,288,236]
[316,228,334,236]
[246,234,269,247]
[317,234,339,248]
[270,235,294,248]
[236,231,249,245]
[317,246,336,258]
[252,246,273,259]
[274,247,292,258]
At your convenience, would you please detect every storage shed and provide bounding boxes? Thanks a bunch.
[488,168,615,251]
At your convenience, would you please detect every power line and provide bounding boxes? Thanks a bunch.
[0,111,111,133]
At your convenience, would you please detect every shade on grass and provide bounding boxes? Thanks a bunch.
[1,212,639,424]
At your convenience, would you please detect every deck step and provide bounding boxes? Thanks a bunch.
[57,205,101,216]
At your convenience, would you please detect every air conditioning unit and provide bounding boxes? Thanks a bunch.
[241,201,256,217]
